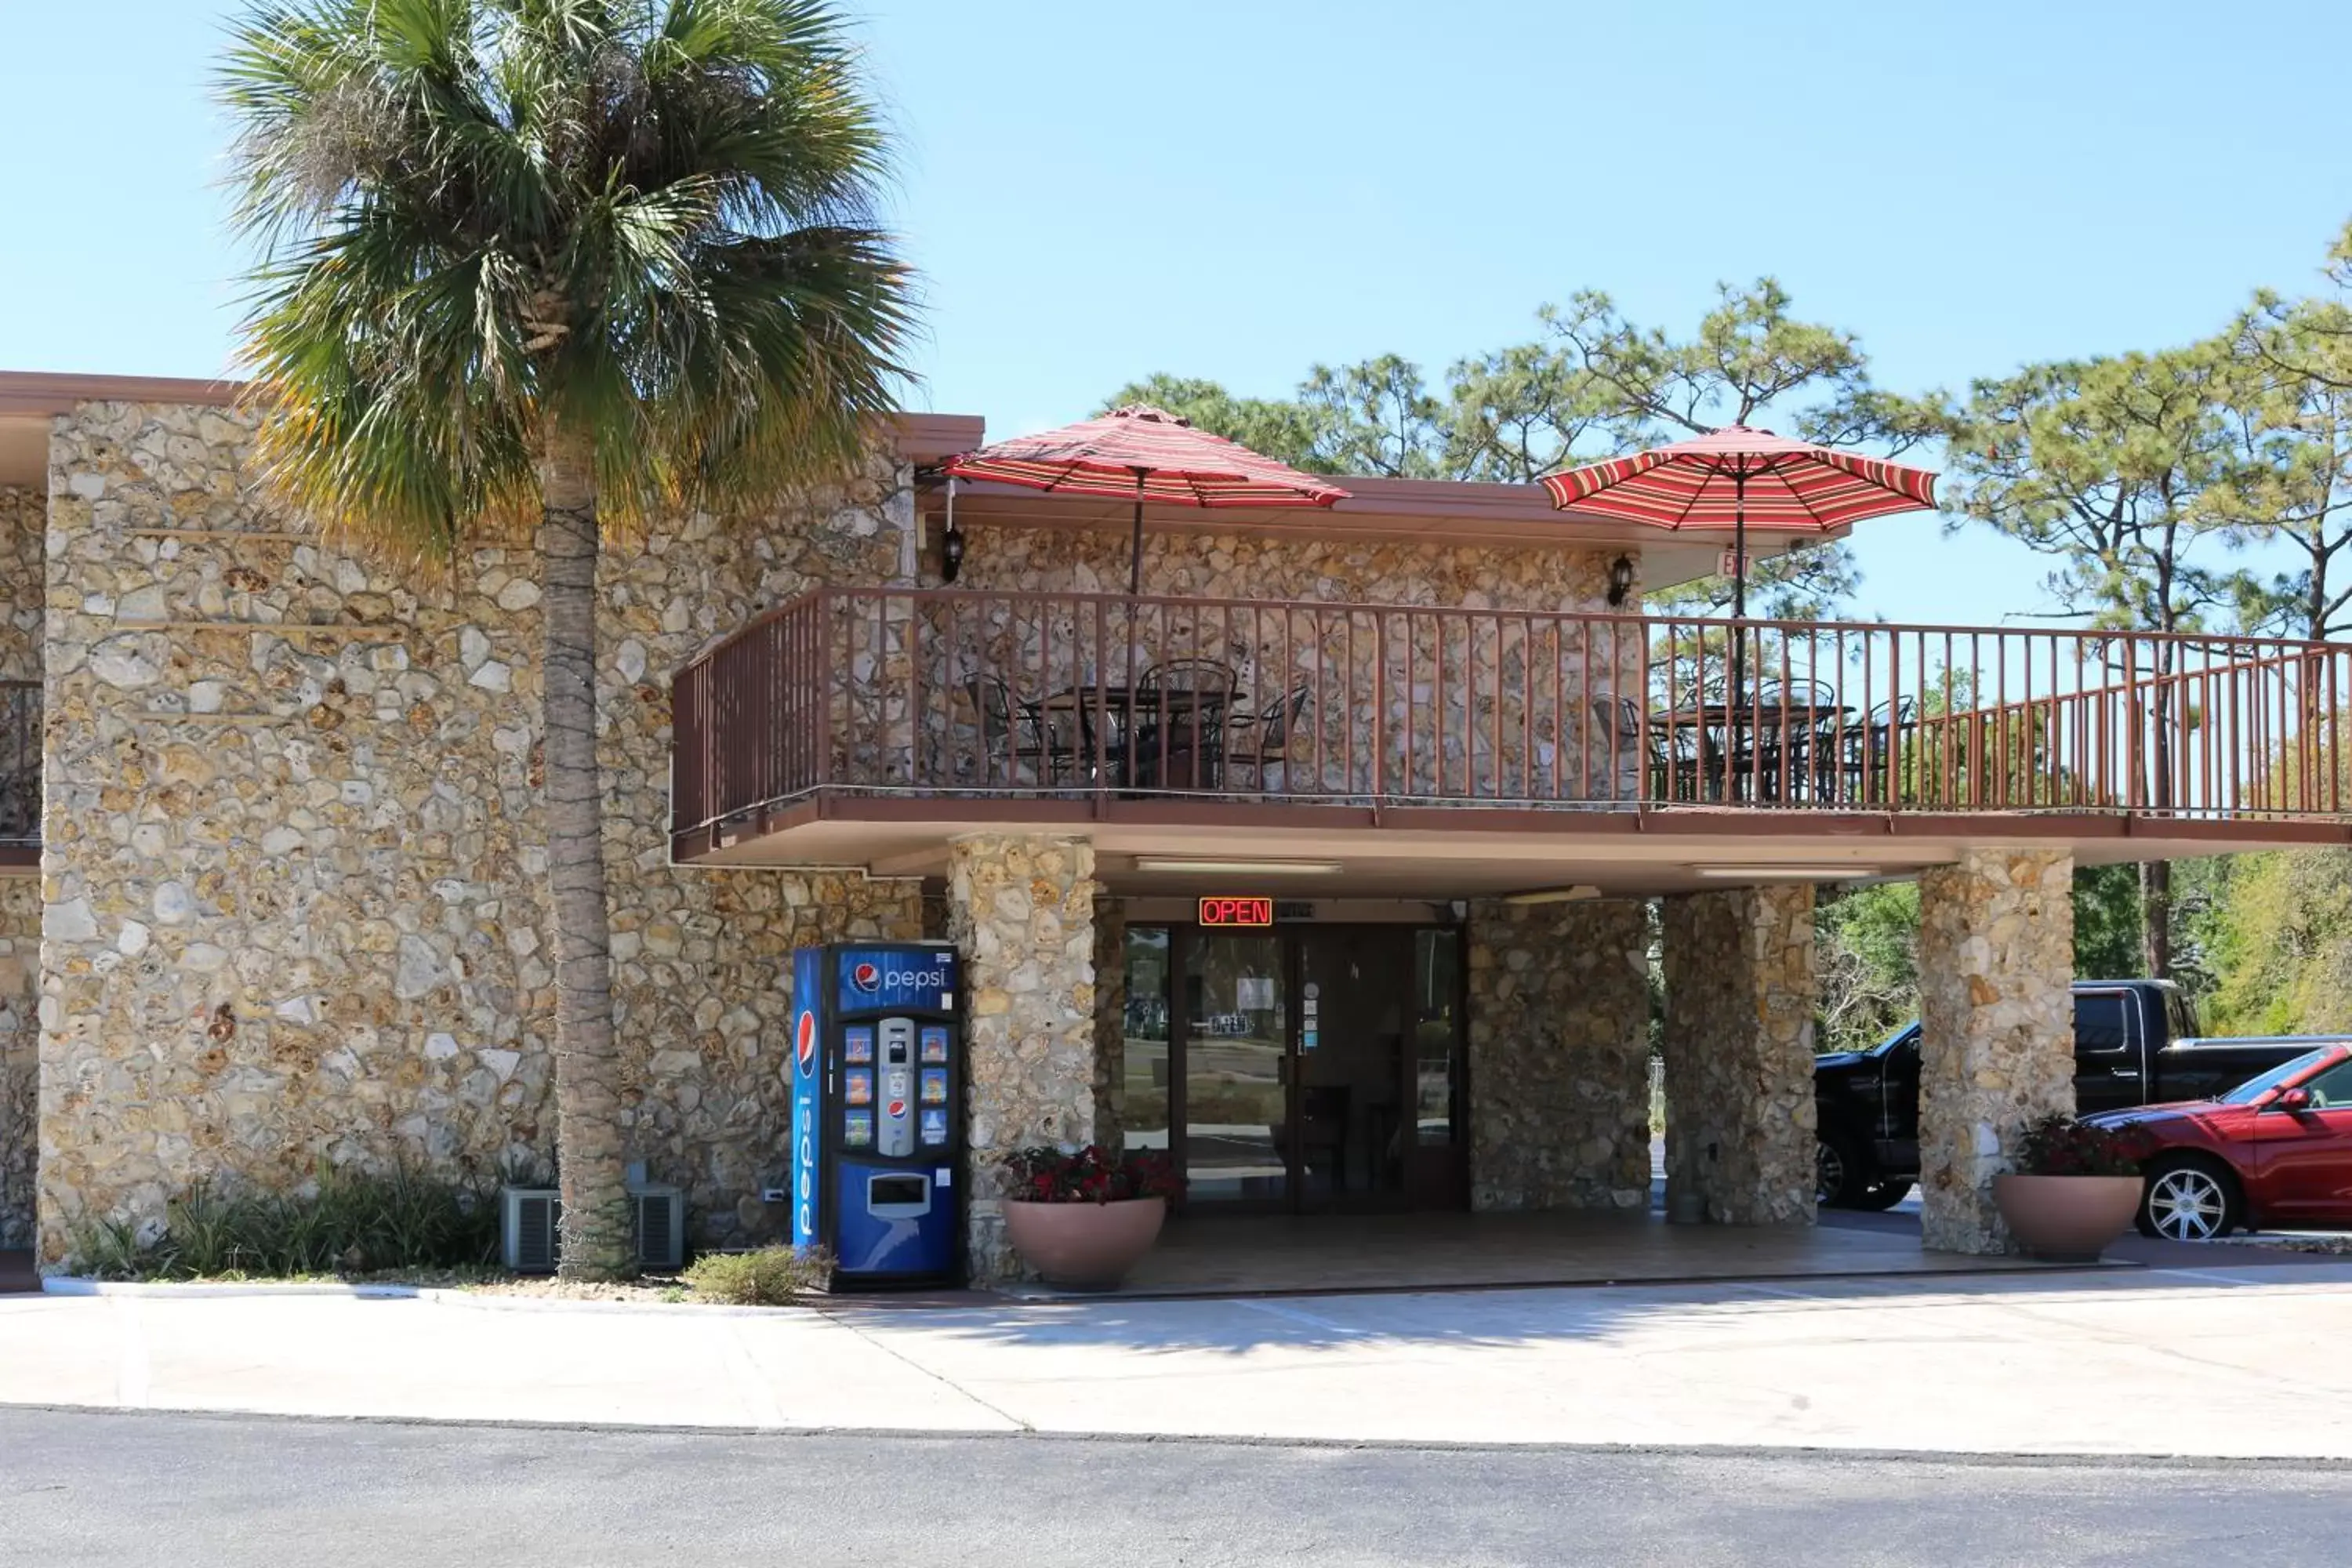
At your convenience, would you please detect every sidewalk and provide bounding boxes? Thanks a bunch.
[8,1261,2352,1457]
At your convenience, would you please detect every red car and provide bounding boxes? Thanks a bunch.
[2084,1044,2352,1241]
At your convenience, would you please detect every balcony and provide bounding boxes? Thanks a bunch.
[668,589,2352,893]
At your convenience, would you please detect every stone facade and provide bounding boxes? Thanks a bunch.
[944,833,1100,1282]
[0,878,36,1248]
[33,399,925,1262]
[1661,884,1818,1226]
[1466,897,1651,1210]
[1917,848,2076,1254]
[0,486,36,1247]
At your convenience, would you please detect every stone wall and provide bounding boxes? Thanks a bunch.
[0,880,36,1248]
[1661,884,1818,1226]
[1466,897,1651,1210]
[944,833,1099,1282]
[0,485,37,1248]
[0,485,41,681]
[35,399,924,1261]
[1917,848,2076,1254]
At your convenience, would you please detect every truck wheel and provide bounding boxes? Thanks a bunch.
[1816,1133,1872,1207]
[2136,1156,2241,1242]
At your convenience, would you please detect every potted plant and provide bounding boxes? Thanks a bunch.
[999,1145,1181,1289]
[1992,1115,2154,1261]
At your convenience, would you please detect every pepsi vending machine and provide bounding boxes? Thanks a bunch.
[789,942,963,1287]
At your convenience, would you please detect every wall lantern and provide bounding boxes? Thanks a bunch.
[1606,554,1635,608]
[938,474,966,584]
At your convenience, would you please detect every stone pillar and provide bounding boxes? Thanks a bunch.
[1917,849,2075,1254]
[1661,884,1818,1226]
[1467,898,1652,1210]
[1091,896,1126,1159]
[944,833,1100,1283]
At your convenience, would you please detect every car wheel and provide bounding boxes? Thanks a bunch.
[1851,1180,1912,1211]
[2136,1156,2242,1242]
[1816,1132,1871,1207]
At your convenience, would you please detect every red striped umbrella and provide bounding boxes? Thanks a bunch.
[944,405,1349,593]
[1541,426,1938,617]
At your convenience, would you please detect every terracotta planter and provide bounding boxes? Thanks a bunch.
[1001,1196,1166,1289]
[1992,1173,2143,1261]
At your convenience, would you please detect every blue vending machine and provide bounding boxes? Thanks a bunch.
[789,942,963,1287]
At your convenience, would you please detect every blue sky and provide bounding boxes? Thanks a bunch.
[2,0,2347,625]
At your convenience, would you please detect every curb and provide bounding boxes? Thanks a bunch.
[37,1275,833,1318]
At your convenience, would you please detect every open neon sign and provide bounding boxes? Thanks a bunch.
[1198,896,1274,927]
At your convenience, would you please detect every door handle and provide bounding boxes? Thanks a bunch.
[2110,1069,2140,1080]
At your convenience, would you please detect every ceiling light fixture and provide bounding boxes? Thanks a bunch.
[1131,858,1344,877]
[1691,865,1864,880]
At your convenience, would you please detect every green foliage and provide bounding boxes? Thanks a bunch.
[1816,882,1920,1054]
[217,0,916,552]
[1108,277,1929,620]
[2194,848,2352,1035]
[67,1165,499,1280]
[2071,864,2145,979]
[681,1245,828,1304]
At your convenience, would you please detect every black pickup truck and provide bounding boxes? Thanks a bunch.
[1814,980,2327,1207]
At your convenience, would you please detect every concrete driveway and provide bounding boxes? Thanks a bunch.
[8,1261,2352,1457]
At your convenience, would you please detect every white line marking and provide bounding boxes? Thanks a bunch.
[2147,1267,2277,1289]
[1235,1299,1369,1336]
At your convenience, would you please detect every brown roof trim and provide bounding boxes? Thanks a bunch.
[891,412,984,465]
[0,370,982,456]
[0,370,244,416]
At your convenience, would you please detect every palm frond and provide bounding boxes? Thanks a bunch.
[219,0,916,554]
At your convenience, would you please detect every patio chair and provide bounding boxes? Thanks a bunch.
[965,673,1077,786]
[1225,683,1312,793]
[1131,659,1237,789]
[1840,696,1918,805]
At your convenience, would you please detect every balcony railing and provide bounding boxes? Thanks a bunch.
[670,588,2352,840]
[0,680,35,852]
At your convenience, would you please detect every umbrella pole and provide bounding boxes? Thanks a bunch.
[1731,468,1748,713]
[1128,469,1145,597]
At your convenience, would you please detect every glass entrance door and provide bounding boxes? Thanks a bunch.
[1180,931,1290,1204]
[1161,924,1465,1212]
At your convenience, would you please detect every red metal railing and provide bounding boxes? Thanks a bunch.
[668,588,2352,838]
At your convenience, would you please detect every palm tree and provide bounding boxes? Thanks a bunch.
[219,0,913,1278]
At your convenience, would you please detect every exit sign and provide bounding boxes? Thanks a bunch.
[1198,896,1274,927]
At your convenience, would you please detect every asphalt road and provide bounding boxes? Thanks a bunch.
[5,1408,2350,1567]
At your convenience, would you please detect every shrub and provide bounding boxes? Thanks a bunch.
[1004,1145,1181,1204]
[683,1246,829,1305]
[67,1163,499,1279]
[2015,1115,2155,1178]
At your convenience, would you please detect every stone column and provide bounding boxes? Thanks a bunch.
[1091,896,1127,1159]
[1661,884,1818,1226]
[1917,848,2075,1254]
[1467,898,1652,1210]
[945,833,1100,1283]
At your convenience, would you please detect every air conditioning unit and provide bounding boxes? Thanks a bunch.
[502,1186,561,1273]
[499,1181,685,1273]
[630,1181,684,1271]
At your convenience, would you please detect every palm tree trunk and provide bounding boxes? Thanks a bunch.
[539,422,633,1279]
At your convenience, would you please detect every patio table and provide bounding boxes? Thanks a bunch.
[1042,684,1234,789]
[1651,700,1853,803]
